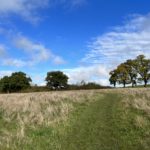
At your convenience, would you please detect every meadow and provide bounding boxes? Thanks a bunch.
[0,89,150,150]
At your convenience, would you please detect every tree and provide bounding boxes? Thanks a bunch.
[109,70,118,87]
[10,72,32,92]
[0,76,11,93]
[45,71,68,89]
[124,59,137,87]
[0,72,32,93]
[116,63,130,88]
[109,54,150,87]
[135,55,150,87]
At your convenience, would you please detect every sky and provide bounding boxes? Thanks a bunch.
[0,0,150,86]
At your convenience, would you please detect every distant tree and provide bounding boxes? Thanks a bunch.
[124,59,137,87]
[45,71,68,89]
[80,80,86,86]
[10,72,32,92]
[109,70,118,87]
[82,82,102,89]
[116,63,130,88]
[0,72,32,93]
[135,55,150,87]
[0,76,11,93]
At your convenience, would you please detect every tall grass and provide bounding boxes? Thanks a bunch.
[0,88,149,149]
[0,90,98,148]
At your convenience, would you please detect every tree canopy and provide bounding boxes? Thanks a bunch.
[45,71,68,89]
[0,72,32,93]
[109,55,150,87]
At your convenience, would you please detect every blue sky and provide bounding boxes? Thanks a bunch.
[0,0,150,85]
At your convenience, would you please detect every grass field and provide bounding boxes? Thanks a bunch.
[0,89,150,150]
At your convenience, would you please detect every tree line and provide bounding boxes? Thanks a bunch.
[0,71,108,93]
[0,71,69,93]
[0,54,149,93]
[109,55,150,88]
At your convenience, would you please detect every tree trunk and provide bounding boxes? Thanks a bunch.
[123,81,126,88]
[144,79,147,87]
[131,77,134,88]
[114,82,116,88]
[132,82,134,88]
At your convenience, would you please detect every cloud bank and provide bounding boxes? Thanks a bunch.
[64,65,109,85]
[83,13,150,67]
[1,35,65,67]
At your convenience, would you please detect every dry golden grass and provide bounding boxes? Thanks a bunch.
[0,90,99,125]
[0,88,149,148]
[119,88,150,116]
[0,90,100,147]
[0,88,149,127]
[116,88,150,133]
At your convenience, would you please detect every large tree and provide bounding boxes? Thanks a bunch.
[116,63,130,88]
[124,59,137,87]
[135,55,150,87]
[0,76,11,93]
[0,72,32,93]
[10,72,32,92]
[109,70,118,87]
[45,71,68,89]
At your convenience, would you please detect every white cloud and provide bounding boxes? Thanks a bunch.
[0,71,12,78]
[29,65,108,86]
[82,13,150,67]
[0,29,65,67]
[14,36,50,62]
[52,56,66,65]
[13,35,65,66]
[31,74,46,86]
[63,65,109,85]
[0,0,49,23]
[3,59,26,67]
[0,0,87,23]
[80,13,150,86]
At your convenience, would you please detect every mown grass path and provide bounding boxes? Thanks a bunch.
[61,94,121,150]
[61,93,149,150]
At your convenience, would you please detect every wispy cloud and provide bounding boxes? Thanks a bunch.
[0,70,12,78]
[82,13,150,67]
[0,33,65,67]
[0,0,87,23]
[13,35,65,66]
[64,0,87,8]
[0,0,49,23]
[14,36,50,62]
[3,59,26,67]
[63,64,109,85]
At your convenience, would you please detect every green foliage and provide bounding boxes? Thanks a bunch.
[124,59,137,87]
[109,70,118,87]
[109,55,150,87]
[45,71,68,89]
[0,72,32,93]
[135,55,150,87]
[0,76,11,93]
[68,82,110,90]
[116,63,131,87]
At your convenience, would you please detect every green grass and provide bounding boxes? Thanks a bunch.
[0,91,150,150]
[60,93,150,150]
